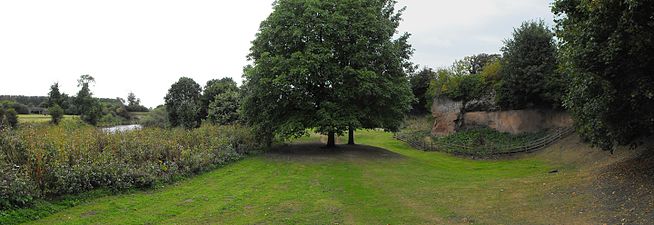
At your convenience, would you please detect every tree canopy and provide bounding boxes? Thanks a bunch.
[201,78,238,119]
[242,0,414,147]
[496,20,565,109]
[553,0,654,151]
[165,77,202,129]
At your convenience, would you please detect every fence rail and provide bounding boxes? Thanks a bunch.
[394,127,575,156]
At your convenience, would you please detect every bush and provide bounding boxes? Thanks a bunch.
[0,123,262,210]
[48,105,64,125]
[141,106,169,128]
[5,108,18,128]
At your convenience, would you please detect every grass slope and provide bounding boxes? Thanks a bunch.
[23,130,596,224]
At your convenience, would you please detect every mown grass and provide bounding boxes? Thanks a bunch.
[11,130,594,224]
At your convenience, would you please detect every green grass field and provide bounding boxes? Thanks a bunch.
[19,130,597,224]
[17,114,79,124]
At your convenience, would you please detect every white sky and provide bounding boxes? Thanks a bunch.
[0,0,554,107]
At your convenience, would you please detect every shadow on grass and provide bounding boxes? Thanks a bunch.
[265,143,405,162]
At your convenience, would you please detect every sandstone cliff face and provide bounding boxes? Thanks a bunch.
[431,97,463,136]
[431,97,573,135]
[463,110,573,134]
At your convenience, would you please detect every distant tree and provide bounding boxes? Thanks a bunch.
[74,75,102,125]
[125,92,148,112]
[496,20,565,109]
[200,78,238,119]
[5,108,18,128]
[409,68,436,114]
[243,0,413,147]
[47,82,64,108]
[480,59,502,84]
[164,77,202,128]
[208,91,240,125]
[454,54,501,75]
[553,0,654,151]
[48,104,64,125]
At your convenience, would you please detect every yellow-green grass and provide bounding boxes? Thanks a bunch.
[20,130,597,224]
[17,114,79,124]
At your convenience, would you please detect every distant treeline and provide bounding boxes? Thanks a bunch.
[0,95,121,108]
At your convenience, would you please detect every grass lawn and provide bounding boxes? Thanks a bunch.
[20,130,597,224]
[17,114,79,124]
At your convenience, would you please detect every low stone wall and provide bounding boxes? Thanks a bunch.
[463,110,573,134]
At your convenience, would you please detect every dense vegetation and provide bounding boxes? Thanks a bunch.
[243,0,414,147]
[0,121,261,210]
[553,0,654,151]
[426,21,565,112]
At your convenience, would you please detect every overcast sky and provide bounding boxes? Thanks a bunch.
[0,0,554,107]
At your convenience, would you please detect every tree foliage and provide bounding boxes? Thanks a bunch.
[165,77,202,129]
[409,68,436,114]
[48,104,64,125]
[242,0,413,146]
[201,78,238,119]
[496,20,566,109]
[553,0,654,151]
[208,91,240,125]
[74,75,102,125]
[126,92,148,112]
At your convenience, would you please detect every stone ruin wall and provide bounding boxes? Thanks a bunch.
[431,98,573,136]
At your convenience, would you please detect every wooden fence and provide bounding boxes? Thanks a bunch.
[394,127,576,156]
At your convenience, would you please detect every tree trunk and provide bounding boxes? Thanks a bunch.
[348,126,355,145]
[327,131,336,148]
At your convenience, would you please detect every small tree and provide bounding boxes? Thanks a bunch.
[48,104,64,125]
[5,108,18,128]
[165,77,202,129]
[208,91,240,125]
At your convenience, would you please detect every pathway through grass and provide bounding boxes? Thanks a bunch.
[26,130,595,224]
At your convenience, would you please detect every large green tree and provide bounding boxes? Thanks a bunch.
[165,77,202,129]
[496,20,566,109]
[242,0,413,147]
[553,0,654,151]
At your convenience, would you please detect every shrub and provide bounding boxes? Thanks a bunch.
[5,108,18,128]
[48,104,64,125]
[141,106,169,128]
[0,123,262,210]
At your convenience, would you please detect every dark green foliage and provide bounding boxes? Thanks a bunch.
[0,96,48,108]
[0,101,29,115]
[496,20,566,109]
[46,83,64,108]
[553,0,654,151]
[0,123,260,210]
[125,92,148,112]
[409,68,436,114]
[208,91,240,125]
[201,78,238,119]
[243,0,414,146]
[47,105,64,125]
[74,75,103,125]
[141,106,169,128]
[165,77,202,129]
[5,109,18,128]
